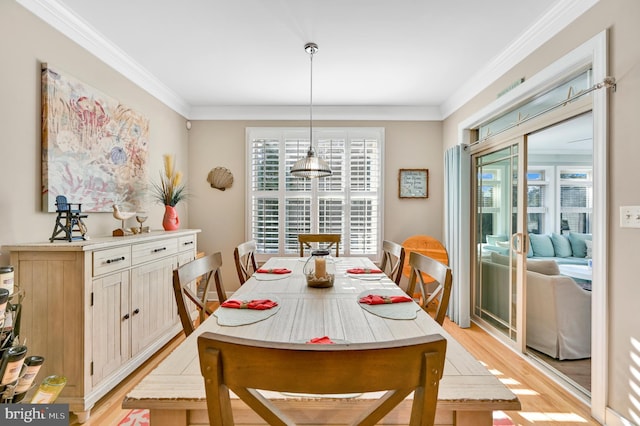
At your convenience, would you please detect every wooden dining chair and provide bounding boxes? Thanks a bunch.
[298,233,341,257]
[172,252,226,337]
[233,240,257,285]
[406,251,453,326]
[379,240,406,286]
[198,332,447,426]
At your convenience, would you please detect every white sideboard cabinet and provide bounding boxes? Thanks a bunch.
[3,229,200,422]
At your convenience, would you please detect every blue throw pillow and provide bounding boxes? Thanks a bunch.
[529,234,555,257]
[484,245,510,256]
[486,235,508,245]
[568,232,592,258]
[550,233,572,257]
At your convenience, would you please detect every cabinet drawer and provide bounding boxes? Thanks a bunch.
[132,239,178,266]
[177,251,195,267]
[93,246,132,276]
[178,235,196,252]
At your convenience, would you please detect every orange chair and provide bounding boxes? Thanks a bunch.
[402,235,449,281]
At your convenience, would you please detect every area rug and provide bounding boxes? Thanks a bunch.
[493,410,516,425]
[117,408,514,425]
[118,409,149,426]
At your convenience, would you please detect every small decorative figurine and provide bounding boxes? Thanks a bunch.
[112,205,136,236]
[50,195,88,242]
[136,212,150,233]
[207,167,234,191]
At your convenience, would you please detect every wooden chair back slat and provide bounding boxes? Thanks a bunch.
[380,240,406,286]
[298,234,341,257]
[233,240,258,285]
[173,252,226,337]
[198,332,447,425]
[406,251,453,326]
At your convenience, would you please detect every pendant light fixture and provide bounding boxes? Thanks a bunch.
[290,42,332,179]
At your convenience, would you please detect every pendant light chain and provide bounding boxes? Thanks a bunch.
[290,42,331,179]
[309,46,314,148]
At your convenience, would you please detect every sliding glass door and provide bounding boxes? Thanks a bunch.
[472,113,593,395]
[524,113,593,394]
[473,139,527,347]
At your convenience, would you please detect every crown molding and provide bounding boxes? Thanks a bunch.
[188,105,443,121]
[17,0,191,118]
[19,0,597,121]
[440,0,600,119]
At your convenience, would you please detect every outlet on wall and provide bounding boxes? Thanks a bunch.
[620,206,640,228]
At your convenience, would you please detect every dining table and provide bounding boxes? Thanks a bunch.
[123,256,520,425]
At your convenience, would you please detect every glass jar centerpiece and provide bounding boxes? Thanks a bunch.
[303,249,335,288]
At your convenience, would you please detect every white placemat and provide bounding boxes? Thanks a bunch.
[214,297,281,326]
[253,273,291,281]
[356,290,420,320]
[346,273,386,281]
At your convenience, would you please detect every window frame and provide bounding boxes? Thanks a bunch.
[246,127,385,262]
[556,166,593,234]
[523,165,592,235]
[526,166,554,234]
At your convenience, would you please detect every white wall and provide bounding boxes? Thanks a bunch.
[187,120,443,290]
[7,0,639,420]
[443,0,640,420]
[0,1,190,265]
[0,1,446,303]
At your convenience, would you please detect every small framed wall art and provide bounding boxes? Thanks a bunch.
[398,169,429,199]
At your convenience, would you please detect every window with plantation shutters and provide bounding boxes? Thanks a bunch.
[558,168,592,233]
[247,128,384,259]
[522,166,592,235]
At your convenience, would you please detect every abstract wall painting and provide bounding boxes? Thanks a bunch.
[41,64,149,212]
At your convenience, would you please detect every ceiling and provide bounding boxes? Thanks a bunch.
[528,112,593,156]
[21,0,597,120]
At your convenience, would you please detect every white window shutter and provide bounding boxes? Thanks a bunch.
[247,127,384,258]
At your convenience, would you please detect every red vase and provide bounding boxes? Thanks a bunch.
[162,205,180,231]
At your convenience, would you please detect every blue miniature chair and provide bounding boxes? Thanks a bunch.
[50,195,88,242]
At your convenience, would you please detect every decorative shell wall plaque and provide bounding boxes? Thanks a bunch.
[207,167,234,191]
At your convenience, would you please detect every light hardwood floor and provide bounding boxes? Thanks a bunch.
[528,347,591,391]
[70,314,600,426]
[443,318,598,426]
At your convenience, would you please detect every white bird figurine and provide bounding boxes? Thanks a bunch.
[112,204,136,230]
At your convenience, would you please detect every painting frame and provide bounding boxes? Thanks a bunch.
[41,63,150,213]
[398,168,429,199]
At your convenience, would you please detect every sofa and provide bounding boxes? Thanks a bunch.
[482,232,592,266]
[481,252,591,360]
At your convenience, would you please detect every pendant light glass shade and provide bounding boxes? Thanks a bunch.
[290,147,332,178]
[290,42,332,179]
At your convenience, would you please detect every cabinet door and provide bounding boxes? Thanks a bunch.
[92,271,130,387]
[130,256,177,356]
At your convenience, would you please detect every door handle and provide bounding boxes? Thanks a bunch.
[511,233,527,255]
